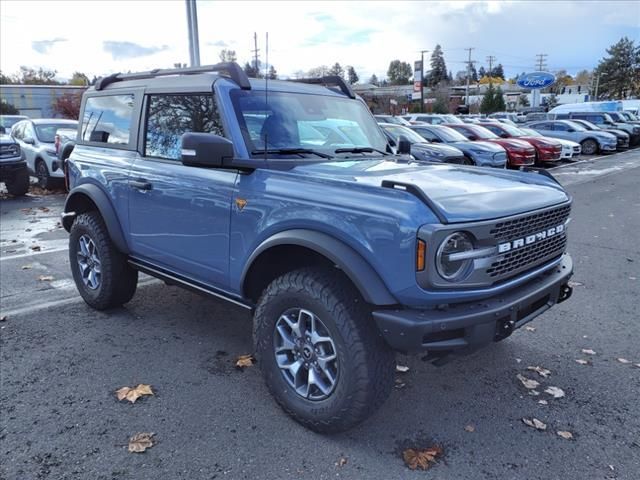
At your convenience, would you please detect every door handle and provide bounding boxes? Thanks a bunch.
[130,179,152,191]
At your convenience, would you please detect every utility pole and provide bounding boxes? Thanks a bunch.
[486,55,496,82]
[593,72,605,100]
[535,53,548,71]
[251,32,261,76]
[420,49,429,113]
[185,0,200,67]
[465,47,475,107]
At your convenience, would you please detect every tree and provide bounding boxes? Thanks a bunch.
[575,69,592,85]
[347,66,359,85]
[431,86,450,114]
[0,100,19,114]
[69,72,89,86]
[494,86,506,111]
[518,94,530,107]
[307,65,328,78]
[328,62,345,79]
[427,45,448,87]
[0,71,14,84]
[243,61,261,78]
[219,49,237,63]
[595,36,640,98]
[14,66,61,85]
[52,92,82,119]
[470,64,478,82]
[478,66,486,79]
[386,60,412,85]
[552,69,574,93]
[491,63,505,80]
[480,84,496,114]
[267,65,278,80]
[368,74,379,86]
[479,76,504,85]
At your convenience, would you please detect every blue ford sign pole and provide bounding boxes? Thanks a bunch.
[517,72,555,108]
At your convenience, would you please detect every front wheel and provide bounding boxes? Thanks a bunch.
[5,169,29,196]
[69,212,138,310]
[254,268,395,433]
[580,139,598,156]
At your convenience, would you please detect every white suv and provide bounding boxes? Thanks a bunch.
[11,118,77,189]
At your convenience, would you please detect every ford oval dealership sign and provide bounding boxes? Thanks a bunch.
[517,72,556,89]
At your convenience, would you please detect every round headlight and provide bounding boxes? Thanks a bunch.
[436,232,474,281]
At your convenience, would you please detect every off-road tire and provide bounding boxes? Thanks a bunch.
[254,267,395,433]
[5,169,29,196]
[69,212,138,310]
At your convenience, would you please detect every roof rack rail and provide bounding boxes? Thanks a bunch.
[94,62,251,91]
[290,76,356,99]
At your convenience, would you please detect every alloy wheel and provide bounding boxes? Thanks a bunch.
[76,234,102,290]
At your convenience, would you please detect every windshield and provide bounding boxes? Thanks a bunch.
[443,115,463,124]
[623,112,638,121]
[1,116,27,128]
[492,123,527,137]
[465,125,499,139]
[519,128,542,137]
[231,90,388,158]
[608,112,624,122]
[382,124,428,144]
[573,120,598,130]
[432,125,468,142]
[35,123,77,143]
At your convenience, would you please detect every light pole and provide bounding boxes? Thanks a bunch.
[185,0,201,67]
[593,72,606,100]
[420,50,429,113]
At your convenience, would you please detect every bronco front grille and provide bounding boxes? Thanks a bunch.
[489,204,571,242]
[487,234,566,277]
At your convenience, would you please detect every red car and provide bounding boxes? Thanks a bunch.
[477,122,562,165]
[444,123,535,168]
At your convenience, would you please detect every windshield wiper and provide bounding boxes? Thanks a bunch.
[334,147,388,155]
[251,148,333,159]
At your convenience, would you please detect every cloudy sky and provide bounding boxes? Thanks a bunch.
[1,0,638,82]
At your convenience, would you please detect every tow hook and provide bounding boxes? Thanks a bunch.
[558,283,573,303]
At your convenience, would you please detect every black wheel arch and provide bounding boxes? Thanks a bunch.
[241,229,398,306]
[63,183,129,254]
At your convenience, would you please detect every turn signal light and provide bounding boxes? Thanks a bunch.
[416,239,426,271]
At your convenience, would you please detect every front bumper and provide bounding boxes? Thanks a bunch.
[508,152,536,166]
[373,254,573,354]
[0,159,28,180]
[538,150,562,162]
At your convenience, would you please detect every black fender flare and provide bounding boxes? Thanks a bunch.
[241,229,398,306]
[63,183,129,254]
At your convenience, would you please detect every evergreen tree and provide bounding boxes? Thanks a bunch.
[595,36,640,98]
[470,64,478,82]
[267,65,278,80]
[494,86,506,111]
[368,74,379,86]
[428,45,448,86]
[478,66,486,79]
[0,100,19,115]
[347,66,359,84]
[219,49,237,63]
[518,94,530,107]
[386,60,412,85]
[492,63,505,80]
[480,84,496,113]
[243,61,261,78]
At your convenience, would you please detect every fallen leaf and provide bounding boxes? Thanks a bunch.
[544,386,565,399]
[396,365,409,373]
[394,379,406,389]
[527,366,551,378]
[616,358,631,364]
[581,349,596,355]
[634,364,640,369]
[538,399,548,405]
[335,456,347,467]
[522,417,547,431]
[116,384,154,403]
[0,316,6,322]
[524,326,536,332]
[575,359,590,365]
[608,465,615,471]
[515,358,522,363]
[37,207,50,212]
[557,430,573,440]
[528,390,540,396]
[128,432,155,453]
[235,354,254,368]
[630,276,637,281]
[516,374,540,390]
[568,280,583,287]
[38,275,54,282]
[402,446,442,470]
[30,245,41,251]
[21,265,32,270]
[464,424,475,432]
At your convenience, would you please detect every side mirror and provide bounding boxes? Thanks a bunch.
[23,136,35,145]
[468,135,478,141]
[500,133,509,138]
[181,133,234,168]
[430,137,442,143]
[567,128,575,133]
[397,135,411,154]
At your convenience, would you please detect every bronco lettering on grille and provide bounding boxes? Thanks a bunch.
[498,224,564,253]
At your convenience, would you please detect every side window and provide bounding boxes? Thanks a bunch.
[11,122,23,139]
[553,123,569,131]
[415,129,437,142]
[535,123,551,130]
[82,95,134,145]
[144,94,223,160]
[24,123,36,139]
[484,125,501,135]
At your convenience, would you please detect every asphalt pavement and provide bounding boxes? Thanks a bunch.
[1,153,639,480]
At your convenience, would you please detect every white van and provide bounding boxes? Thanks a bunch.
[548,101,622,116]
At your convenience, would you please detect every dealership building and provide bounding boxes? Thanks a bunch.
[0,84,86,118]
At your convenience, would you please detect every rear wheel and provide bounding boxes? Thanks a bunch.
[5,168,29,196]
[69,212,138,310]
[580,139,598,156]
[462,156,474,165]
[35,159,53,190]
[254,268,395,433]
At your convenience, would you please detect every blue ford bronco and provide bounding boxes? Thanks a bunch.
[63,63,574,432]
